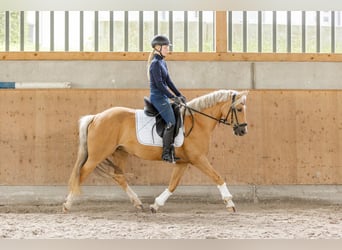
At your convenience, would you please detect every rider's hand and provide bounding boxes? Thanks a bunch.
[179,95,187,103]
[172,96,182,105]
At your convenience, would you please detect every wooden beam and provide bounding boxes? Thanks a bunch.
[2,52,342,62]
[215,11,227,53]
[0,52,149,61]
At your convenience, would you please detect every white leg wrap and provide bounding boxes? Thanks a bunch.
[155,188,172,206]
[217,183,233,200]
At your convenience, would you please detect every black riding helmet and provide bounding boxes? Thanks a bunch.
[151,35,172,48]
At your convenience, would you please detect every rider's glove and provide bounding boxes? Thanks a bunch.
[172,96,182,105]
[179,95,187,104]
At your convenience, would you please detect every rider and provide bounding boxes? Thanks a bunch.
[147,34,186,163]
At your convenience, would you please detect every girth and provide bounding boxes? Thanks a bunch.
[143,96,182,138]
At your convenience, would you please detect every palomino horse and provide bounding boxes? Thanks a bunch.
[63,89,248,213]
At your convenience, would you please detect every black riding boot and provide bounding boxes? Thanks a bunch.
[162,123,176,163]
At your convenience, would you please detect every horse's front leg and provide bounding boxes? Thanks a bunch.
[150,163,188,213]
[217,182,236,212]
[192,156,236,212]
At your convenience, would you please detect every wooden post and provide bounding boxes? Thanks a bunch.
[215,11,227,53]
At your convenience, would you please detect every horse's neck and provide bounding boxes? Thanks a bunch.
[186,103,223,132]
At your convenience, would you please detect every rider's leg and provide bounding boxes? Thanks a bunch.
[162,122,175,163]
[150,97,177,163]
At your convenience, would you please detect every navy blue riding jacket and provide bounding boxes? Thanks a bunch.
[149,54,181,99]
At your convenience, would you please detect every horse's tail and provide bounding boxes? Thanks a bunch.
[68,115,94,195]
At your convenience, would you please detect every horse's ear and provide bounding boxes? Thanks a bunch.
[237,90,249,98]
[235,90,249,105]
[241,90,249,96]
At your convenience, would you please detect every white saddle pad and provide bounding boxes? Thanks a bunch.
[135,110,184,147]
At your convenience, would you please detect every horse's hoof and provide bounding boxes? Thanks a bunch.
[135,204,144,211]
[224,199,236,213]
[227,206,236,213]
[150,204,158,213]
[62,204,69,213]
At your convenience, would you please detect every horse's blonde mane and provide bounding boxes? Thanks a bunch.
[185,89,248,115]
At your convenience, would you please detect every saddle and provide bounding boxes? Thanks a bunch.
[143,96,182,138]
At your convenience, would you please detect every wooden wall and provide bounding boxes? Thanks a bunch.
[0,89,341,186]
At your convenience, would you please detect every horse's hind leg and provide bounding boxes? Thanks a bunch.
[113,172,143,210]
[63,158,102,212]
[108,150,143,210]
[63,143,115,212]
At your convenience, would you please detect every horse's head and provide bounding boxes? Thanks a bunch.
[221,91,248,136]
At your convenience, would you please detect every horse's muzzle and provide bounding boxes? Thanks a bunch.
[233,123,248,136]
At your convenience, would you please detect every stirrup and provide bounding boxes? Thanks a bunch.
[173,156,180,161]
[162,153,174,163]
[162,151,178,163]
[162,153,180,163]
[170,144,180,162]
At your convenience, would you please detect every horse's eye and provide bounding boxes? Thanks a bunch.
[237,108,243,112]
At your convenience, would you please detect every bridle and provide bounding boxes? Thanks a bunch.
[179,94,247,137]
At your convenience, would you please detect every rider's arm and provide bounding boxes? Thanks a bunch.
[165,74,181,97]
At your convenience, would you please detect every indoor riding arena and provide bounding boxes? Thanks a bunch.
[1,1,342,242]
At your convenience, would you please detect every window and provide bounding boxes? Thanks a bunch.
[1,10,341,53]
